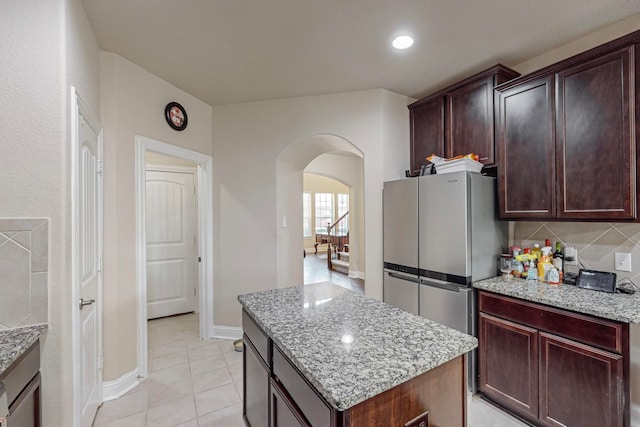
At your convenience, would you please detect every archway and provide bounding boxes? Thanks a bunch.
[276,134,364,289]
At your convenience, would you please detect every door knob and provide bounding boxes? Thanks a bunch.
[79,298,96,310]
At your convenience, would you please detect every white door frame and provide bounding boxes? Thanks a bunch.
[135,135,214,379]
[71,87,103,427]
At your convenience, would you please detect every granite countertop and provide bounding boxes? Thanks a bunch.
[474,276,640,323]
[238,283,477,411]
[0,324,48,375]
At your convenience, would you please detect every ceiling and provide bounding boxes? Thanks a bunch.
[82,0,640,106]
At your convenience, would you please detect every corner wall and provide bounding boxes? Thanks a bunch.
[212,89,411,328]
[100,52,213,381]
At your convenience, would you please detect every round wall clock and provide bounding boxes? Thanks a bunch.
[165,102,188,131]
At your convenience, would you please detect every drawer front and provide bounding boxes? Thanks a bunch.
[271,379,311,427]
[479,291,623,353]
[243,310,270,366]
[7,372,41,427]
[272,346,332,427]
[0,341,40,406]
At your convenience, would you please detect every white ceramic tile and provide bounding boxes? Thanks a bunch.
[151,339,188,357]
[94,391,147,425]
[188,342,224,362]
[192,366,233,394]
[194,383,240,417]
[228,361,243,383]
[197,403,245,427]
[147,378,194,409]
[147,363,192,387]
[94,411,146,427]
[223,348,243,366]
[151,349,189,371]
[189,354,227,376]
[29,220,48,273]
[145,396,196,427]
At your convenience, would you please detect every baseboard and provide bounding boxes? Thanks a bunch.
[211,324,243,340]
[349,271,365,280]
[102,368,141,402]
[631,403,640,425]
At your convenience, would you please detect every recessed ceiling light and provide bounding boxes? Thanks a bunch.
[392,35,414,50]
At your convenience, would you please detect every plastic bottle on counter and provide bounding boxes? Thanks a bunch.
[538,246,553,282]
[526,259,537,281]
[548,266,561,286]
[531,244,542,261]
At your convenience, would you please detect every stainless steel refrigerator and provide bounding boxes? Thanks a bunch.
[383,170,507,391]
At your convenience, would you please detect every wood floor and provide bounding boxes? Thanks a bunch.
[303,253,364,293]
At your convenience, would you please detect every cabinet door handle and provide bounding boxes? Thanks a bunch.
[79,298,96,310]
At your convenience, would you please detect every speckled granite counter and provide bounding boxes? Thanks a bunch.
[238,282,477,411]
[474,276,640,323]
[0,324,48,375]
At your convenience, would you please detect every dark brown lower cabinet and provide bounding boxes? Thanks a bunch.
[243,335,270,427]
[6,372,41,427]
[270,379,310,427]
[539,333,623,427]
[478,291,629,427]
[1,341,42,427]
[479,313,538,422]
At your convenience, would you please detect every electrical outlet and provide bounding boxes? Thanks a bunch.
[615,252,632,272]
[404,411,429,427]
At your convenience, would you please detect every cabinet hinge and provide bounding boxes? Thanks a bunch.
[98,258,103,272]
[98,357,104,370]
[97,160,103,174]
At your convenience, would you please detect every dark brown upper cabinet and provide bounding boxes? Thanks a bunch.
[408,65,520,176]
[497,76,556,219]
[496,32,639,221]
[556,47,635,220]
[409,96,445,176]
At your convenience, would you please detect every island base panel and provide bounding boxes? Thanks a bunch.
[343,355,465,427]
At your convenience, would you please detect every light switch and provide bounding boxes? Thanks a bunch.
[615,252,632,272]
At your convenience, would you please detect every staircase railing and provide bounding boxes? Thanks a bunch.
[326,211,349,270]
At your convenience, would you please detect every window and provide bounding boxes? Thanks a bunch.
[315,193,333,233]
[337,193,349,234]
[302,193,311,237]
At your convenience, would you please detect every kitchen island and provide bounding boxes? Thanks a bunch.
[238,282,477,427]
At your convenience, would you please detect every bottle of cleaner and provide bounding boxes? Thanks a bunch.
[527,259,537,281]
[548,266,560,286]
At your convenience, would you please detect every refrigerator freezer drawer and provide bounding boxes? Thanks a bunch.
[419,281,472,335]
[383,271,419,315]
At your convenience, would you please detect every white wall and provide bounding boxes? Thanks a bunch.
[212,89,411,327]
[100,52,213,381]
[0,0,100,424]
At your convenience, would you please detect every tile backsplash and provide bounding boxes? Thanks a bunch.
[514,221,640,282]
[0,218,48,329]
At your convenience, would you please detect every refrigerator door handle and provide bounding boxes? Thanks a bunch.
[385,270,420,283]
[420,277,465,293]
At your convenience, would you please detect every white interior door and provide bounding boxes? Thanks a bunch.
[77,104,103,427]
[146,170,197,319]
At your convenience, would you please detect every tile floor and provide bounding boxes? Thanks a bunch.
[93,313,244,427]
